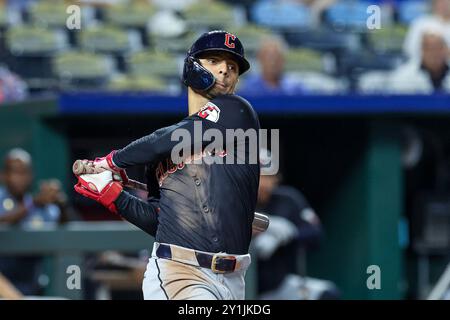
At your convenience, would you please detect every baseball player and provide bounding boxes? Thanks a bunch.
[74,30,260,300]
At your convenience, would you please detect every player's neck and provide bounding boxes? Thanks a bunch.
[188,88,210,116]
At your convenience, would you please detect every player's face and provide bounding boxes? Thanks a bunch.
[198,52,240,96]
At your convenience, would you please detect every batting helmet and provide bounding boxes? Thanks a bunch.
[182,30,250,91]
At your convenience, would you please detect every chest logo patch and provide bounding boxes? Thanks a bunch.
[198,102,221,123]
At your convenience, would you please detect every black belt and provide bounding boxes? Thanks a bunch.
[155,243,237,273]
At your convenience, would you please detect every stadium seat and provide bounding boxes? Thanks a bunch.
[5,26,68,89]
[0,4,22,63]
[357,70,392,94]
[368,24,408,54]
[53,51,115,90]
[6,26,68,55]
[28,0,95,28]
[284,48,324,73]
[297,72,348,94]
[0,5,21,29]
[184,1,237,29]
[151,0,198,11]
[338,50,403,90]
[0,7,6,29]
[339,50,402,75]
[79,25,142,54]
[325,0,374,30]
[251,0,313,29]
[283,28,361,52]
[148,32,197,54]
[28,1,67,28]
[229,25,273,56]
[108,74,168,92]
[104,2,156,28]
[397,0,429,25]
[128,51,180,79]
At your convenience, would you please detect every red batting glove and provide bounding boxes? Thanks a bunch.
[74,171,123,214]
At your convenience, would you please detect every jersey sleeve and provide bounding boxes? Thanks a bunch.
[112,94,260,168]
[112,120,194,168]
[114,191,159,237]
[190,94,260,132]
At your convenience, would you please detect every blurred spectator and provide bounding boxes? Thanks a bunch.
[238,36,307,95]
[298,0,337,26]
[0,65,28,105]
[251,0,314,29]
[389,29,450,93]
[253,148,340,300]
[147,10,187,38]
[0,148,75,296]
[403,0,450,61]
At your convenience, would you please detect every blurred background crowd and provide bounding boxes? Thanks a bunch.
[1,0,450,104]
[1,0,450,301]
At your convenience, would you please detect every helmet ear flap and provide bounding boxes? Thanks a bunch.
[182,55,216,91]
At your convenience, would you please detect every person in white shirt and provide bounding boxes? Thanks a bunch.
[403,0,450,61]
[390,29,450,93]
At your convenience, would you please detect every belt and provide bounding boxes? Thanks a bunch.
[154,243,249,274]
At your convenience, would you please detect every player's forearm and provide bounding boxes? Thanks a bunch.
[114,191,158,237]
[113,134,162,168]
[112,121,190,168]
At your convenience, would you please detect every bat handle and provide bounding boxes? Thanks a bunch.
[72,160,85,175]
[125,179,148,192]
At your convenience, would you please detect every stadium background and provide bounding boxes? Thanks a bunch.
[0,0,449,300]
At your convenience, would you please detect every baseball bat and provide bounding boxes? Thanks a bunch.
[73,159,147,191]
[73,159,270,232]
[253,212,270,233]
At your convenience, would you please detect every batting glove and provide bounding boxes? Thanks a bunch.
[80,150,129,185]
[74,171,123,214]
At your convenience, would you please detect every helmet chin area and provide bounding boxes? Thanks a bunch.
[194,83,219,100]
[183,56,216,91]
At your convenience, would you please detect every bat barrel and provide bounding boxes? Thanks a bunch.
[253,212,270,232]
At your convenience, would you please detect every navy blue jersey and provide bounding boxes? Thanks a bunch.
[113,95,260,255]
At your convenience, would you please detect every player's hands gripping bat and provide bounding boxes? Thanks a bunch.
[73,151,128,183]
[73,159,146,191]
